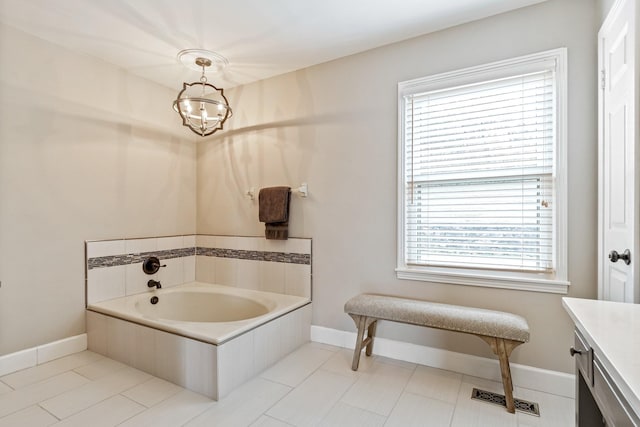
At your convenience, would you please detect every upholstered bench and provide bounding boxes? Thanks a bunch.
[344,294,530,413]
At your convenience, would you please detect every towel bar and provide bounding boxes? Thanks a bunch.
[246,183,308,200]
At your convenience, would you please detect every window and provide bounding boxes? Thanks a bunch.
[397,49,568,293]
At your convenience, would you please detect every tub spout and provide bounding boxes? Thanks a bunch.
[147,279,162,289]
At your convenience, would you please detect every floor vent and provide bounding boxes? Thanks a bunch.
[470,388,540,416]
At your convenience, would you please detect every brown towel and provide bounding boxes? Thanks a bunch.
[259,186,291,240]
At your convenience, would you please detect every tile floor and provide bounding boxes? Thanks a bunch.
[0,342,574,426]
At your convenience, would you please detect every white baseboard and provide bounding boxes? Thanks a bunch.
[0,334,87,377]
[0,329,575,399]
[311,325,575,399]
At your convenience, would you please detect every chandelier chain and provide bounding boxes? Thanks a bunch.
[200,64,208,84]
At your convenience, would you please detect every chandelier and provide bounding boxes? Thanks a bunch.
[173,50,232,137]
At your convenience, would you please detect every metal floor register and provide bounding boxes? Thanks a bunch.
[471,388,540,416]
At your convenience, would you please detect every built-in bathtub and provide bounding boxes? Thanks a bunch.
[86,282,311,400]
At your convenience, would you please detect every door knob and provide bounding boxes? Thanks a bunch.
[609,249,631,265]
[569,347,582,357]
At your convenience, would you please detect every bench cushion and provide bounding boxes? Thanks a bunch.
[344,294,530,343]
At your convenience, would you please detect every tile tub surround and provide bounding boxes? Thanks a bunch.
[194,235,312,298]
[86,235,312,304]
[86,235,197,305]
[86,303,312,400]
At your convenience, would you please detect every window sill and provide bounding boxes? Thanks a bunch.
[395,267,570,294]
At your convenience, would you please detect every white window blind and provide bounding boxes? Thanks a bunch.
[402,69,556,273]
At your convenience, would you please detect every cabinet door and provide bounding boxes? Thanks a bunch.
[599,0,638,303]
[593,358,640,426]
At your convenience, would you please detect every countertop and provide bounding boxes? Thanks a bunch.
[562,297,640,416]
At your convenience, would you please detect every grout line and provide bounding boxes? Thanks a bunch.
[37,403,61,422]
[452,372,464,421]
[259,414,296,426]
[256,373,295,389]
[126,378,186,409]
[515,384,576,400]
[318,388,348,424]
[0,379,14,391]
[62,393,125,422]
[256,377,295,415]
[113,395,149,427]
[330,369,360,416]
[259,343,335,389]
[263,345,356,425]
[260,413,295,426]
[179,399,216,427]
[117,379,155,399]
[380,360,417,420]
[72,360,128,381]
[118,392,148,408]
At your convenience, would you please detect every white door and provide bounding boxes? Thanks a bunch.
[599,0,638,303]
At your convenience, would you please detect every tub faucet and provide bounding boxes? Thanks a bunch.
[147,279,162,289]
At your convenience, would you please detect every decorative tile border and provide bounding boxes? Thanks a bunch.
[196,248,311,265]
[87,246,311,269]
[88,247,195,270]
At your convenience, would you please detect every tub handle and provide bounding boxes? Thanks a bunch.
[142,256,166,275]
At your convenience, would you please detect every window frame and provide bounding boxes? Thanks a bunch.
[396,48,569,294]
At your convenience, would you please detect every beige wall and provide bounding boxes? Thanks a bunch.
[197,0,598,373]
[597,0,617,23]
[0,0,599,374]
[0,24,197,355]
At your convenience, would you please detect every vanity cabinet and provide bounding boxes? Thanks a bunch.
[563,298,640,426]
[573,329,639,426]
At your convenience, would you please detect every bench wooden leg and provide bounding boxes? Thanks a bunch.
[352,315,367,370]
[348,314,378,371]
[496,339,516,413]
[478,336,523,414]
[365,320,377,356]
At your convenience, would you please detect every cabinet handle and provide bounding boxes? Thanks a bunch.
[570,347,582,357]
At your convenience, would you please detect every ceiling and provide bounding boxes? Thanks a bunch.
[0,0,547,89]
